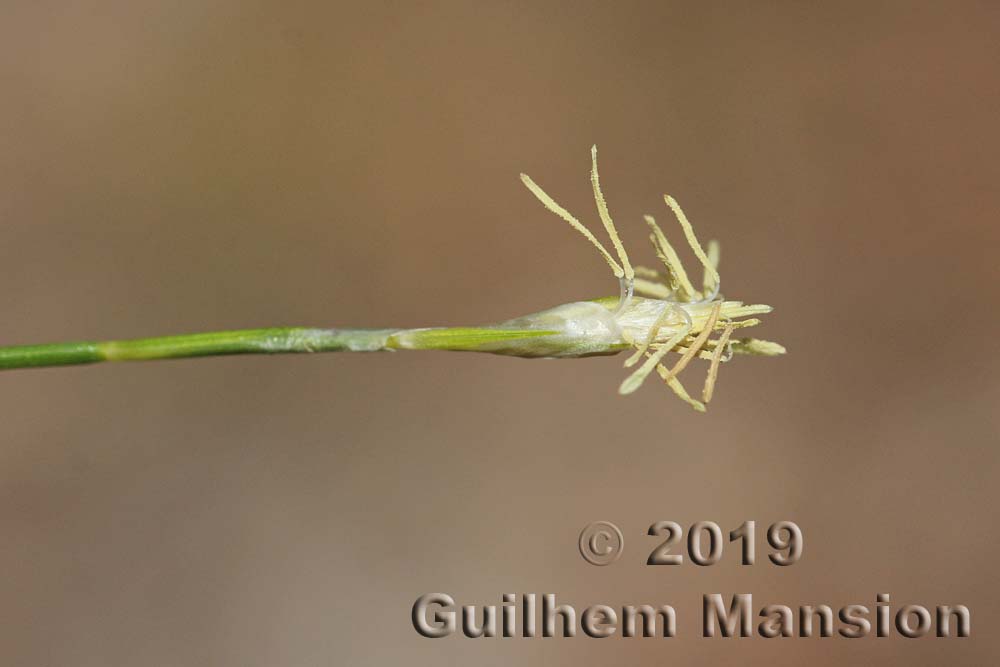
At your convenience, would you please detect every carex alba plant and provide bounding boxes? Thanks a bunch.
[0,147,783,411]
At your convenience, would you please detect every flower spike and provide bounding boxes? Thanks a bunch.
[0,147,783,412]
[516,146,783,409]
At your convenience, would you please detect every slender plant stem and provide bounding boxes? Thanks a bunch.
[0,326,562,371]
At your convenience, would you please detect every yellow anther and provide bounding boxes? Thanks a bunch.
[644,215,696,299]
[624,302,680,368]
[619,318,692,395]
[590,145,634,281]
[704,239,720,294]
[520,173,624,278]
[702,321,735,404]
[661,301,722,384]
[663,195,721,290]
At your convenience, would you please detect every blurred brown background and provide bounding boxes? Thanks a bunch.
[1,1,998,664]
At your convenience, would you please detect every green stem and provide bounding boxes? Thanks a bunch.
[0,326,563,371]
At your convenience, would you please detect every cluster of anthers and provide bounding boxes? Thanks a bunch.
[518,146,784,411]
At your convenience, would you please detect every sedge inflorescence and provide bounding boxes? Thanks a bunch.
[518,146,784,411]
